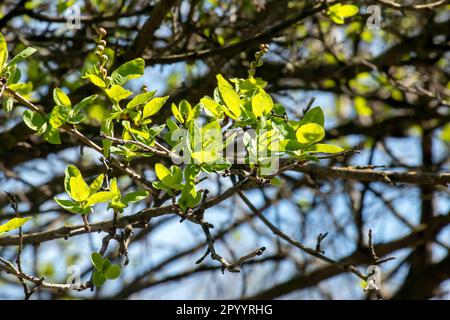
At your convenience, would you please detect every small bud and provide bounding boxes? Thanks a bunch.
[101,55,108,62]
[96,45,105,52]
[98,40,106,46]
[96,28,107,37]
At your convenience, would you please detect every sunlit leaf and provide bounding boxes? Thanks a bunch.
[69,175,90,202]
[252,90,273,117]
[307,143,344,154]
[0,217,32,235]
[296,123,325,144]
[53,88,71,107]
[143,96,168,119]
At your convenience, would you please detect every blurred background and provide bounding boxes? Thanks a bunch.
[0,0,449,299]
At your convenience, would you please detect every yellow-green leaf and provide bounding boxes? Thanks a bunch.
[327,4,359,24]
[109,177,121,199]
[105,85,133,104]
[219,84,241,119]
[69,175,90,202]
[200,97,221,118]
[0,32,7,70]
[85,191,115,207]
[89,174,104,195]
[171,103,184,123]
[143,96,168,119]
[155,163,170,182]
[296,123,325,144]
[307,143,344,154]
[252,90,273,117]
[0,217,31,235]
[53,88,71,107]
[354,97,372,116]
[84,74,106,88]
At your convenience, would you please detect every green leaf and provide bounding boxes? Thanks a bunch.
[105,265,121,280]
[101,118,114,157]
[0,217,32,235]
[109,178,121,200]
[354,97,373,116]
[296,123,325,144]
[53,88,71,106]
[111,58,145,85]
[84,74,106,88]
[73,95,97,113]
[69,175,90,202]
[23,111,45,131]
[64,165,82,194]
[200,96,222,118]
[54,198,85,214]
[2,97,13,112]
[8,47,37,66]
[179,182,202,209]
[85,191,115,207]
[43,126,61,144]
[252,90,273,117]
[155,163,171,184]
[142,96,168,119]
[92,270,106,287]
[105,85,133,104]
[126,91,156,109]
[91,252,104,271]
[171,103,184,124]
[327,4,359,24]
[441,123,450,142]
[89,174,104,195]
[300,106,325,126]
[0,32,7,71]
[277,139,304,152]
[49,105,70,128]
[122,190,149,205]
[307,143,344,154]
[218,83,241,119]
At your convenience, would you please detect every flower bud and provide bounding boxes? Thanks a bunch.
[96,28,107,37]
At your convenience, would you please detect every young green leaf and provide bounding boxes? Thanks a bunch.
[85,191,115,207]
[252,90,273,117]
[0,32,7,71]
[200,96,222,118]
[327,4,359,24]
[53,88,71,107]
[2,97,13,112]
[23,110,45,131]
[300,106,325,126]
[0,217,32,235]
[121,190,149,205]
[91,252,104,271]
[69,175,91,202]
[54,198,85,214]
[8,47,37,66]
[296,123,325,144]
[307,143,344,154]
[84,74,106,88]
[73,95,97,113]
[49,105,70,128]
[105,85,133,104]
[126,91,156,109]
[111,58,145,85]
[92,270,106,287]
[105,265,121,280]
[43,126,61,144]
[89,174,104,195]
[218,83,241,119]
[142,96,168,119]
